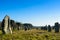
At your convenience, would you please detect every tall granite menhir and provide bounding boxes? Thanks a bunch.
[2,15,12,34]
[48,25,51,32]
[54,22,59,33]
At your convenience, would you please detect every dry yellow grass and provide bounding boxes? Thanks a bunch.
[0,29,59,40]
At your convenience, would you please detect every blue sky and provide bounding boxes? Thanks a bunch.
[0,0,60,26]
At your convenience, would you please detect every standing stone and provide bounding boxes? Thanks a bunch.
[54,22,59,33]
[48,25,51,32]
[2,15,12,34]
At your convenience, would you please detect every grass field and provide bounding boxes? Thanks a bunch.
[0,29,60,40]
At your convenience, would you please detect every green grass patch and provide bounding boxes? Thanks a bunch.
[0,29,59,40]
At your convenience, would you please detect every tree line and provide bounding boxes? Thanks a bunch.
[0,20,33,31]
[0,19,60,33]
